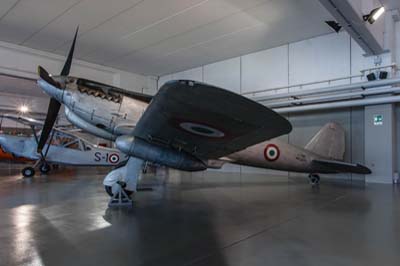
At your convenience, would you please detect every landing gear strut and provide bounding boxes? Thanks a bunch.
[309,173,320,186]
[103,157,144,207]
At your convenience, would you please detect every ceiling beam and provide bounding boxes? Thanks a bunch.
[318,0,384,55]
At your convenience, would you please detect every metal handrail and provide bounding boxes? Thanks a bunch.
[242,63,397,97]
[251,76,400,102]
[242,74,363,97]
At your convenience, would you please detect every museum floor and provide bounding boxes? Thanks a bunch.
[0,168,399,266]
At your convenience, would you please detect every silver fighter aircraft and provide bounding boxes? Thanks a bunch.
[0,114,128,177]
[35,28,370,198]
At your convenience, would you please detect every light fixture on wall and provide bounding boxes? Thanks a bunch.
[325,21,342,33]
[366,72,376,81]
[363,6,385,24]
[379,71,388,80]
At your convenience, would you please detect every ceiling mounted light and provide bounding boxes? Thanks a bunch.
[363,6,385,24]
[19,105,29,113]
[325,21,342,33]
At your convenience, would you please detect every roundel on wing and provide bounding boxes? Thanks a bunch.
[179,122,225,138]
[109,153,120,164]
[264,144,280,161]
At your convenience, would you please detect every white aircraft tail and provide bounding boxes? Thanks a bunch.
[305,122,345,160]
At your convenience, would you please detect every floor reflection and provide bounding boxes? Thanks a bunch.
[0,169,398,266]
[11,204,43,266]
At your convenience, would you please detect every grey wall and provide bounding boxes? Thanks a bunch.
[160,31,397,184]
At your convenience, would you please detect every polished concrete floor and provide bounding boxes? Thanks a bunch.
[0,168,399,266]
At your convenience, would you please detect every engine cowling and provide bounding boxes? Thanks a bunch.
[115,136,206,171]
[65,107,116,141]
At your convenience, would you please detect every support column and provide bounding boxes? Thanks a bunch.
[364,104,396,183]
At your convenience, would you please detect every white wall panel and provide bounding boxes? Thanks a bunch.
[241,45,288,93]
[289,32,350,85]
[203,57,240,93]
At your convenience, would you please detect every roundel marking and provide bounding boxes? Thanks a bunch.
[109,153,120,164]
[179,122,225,138]
[264,144,280,161]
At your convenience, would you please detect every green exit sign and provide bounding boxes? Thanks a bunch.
[374,114,383,126]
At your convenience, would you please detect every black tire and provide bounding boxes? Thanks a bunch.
[22,167,35,178]
[39,163,51,174]
[104,185,133,198]
[309,174,320,186]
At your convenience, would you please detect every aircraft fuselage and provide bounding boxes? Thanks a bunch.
[38,76,338,174]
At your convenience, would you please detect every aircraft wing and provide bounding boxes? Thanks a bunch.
[132,80,292,159]
[312,159,371,174]
[1,114,44,127]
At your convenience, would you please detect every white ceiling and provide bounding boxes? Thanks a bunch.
[0,0,333,76]
[0,74,43,97]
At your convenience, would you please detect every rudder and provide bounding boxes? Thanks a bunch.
[305,122,345,160]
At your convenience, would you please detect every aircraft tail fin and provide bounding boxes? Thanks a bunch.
[305,122,345,160]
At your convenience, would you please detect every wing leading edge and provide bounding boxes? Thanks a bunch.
[133,80,292,159]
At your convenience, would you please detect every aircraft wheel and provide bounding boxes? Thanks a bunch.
[22,167,35,178]
[309,174,320,186]
[39,163,51,174]
[104,185,133,198]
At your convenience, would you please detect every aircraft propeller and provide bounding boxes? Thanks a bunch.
[36,27,78,153]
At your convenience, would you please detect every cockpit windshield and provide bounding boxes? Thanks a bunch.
[47,130,82,150]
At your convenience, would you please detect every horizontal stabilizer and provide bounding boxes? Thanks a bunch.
[312,159,371,174]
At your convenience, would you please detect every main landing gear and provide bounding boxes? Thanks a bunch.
[308,173,320,186]
[103,157,144,207]
[22,161,51,178]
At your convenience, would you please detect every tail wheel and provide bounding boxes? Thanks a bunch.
[39,163,51,174]
[22,167,35,178]
[309,174,320,186]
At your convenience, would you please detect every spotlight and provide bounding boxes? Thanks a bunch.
[325,21,342,33]
[366,72,376,81]
[19,105,29,113]
[363,6,385,24]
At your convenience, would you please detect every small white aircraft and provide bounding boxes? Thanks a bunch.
[0,114,128,177]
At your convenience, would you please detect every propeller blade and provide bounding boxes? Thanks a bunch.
[38,66,60,88]
[60,26,79,76]
[37,98,61,153]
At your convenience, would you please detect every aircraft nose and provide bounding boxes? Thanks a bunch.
[0,135,24,154]
[0,135,6,146]
[0,134,12,152]
[37,79,64,102]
